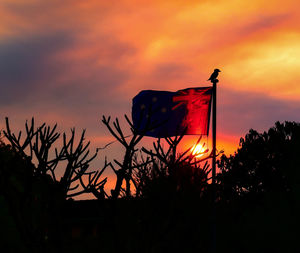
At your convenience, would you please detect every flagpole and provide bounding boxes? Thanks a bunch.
[211,78,218,253]
[212,79,217,190]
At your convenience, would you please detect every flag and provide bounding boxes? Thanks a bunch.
[132,87,213,138]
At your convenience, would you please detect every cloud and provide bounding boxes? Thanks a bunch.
[0,26,137,111]
[1,0,300,198]
[0,29,137,154]
[150,62,191,80]
[238,13,290,36]
[1,0,300,161]
[219,87,300,136]
[0,33,74,105]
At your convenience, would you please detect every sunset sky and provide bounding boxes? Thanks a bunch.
[1,0,300,196]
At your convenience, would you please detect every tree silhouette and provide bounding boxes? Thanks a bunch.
[101,112,167,199]
[101,114,213,199]
[216,121,300,253]
[1,117,106,251]
[4,116,300,252]
[102,115,148,198]
[217,121,300,202]
[3,117,100,199]
[0,137,33,251]
[135,135,212,199]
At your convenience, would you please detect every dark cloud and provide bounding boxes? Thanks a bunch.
[219,87,300,136]
[0,28,136,115]
[2,1,113,21]
[0,28,135,148]
[0,33,74,105]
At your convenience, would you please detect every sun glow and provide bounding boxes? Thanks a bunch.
[191,143,208,158]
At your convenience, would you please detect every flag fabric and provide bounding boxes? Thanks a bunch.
[132,87,213,138]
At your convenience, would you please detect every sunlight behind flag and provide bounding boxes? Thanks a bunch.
[191,143,209,158]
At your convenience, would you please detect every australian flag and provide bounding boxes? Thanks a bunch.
[132,87,213,138]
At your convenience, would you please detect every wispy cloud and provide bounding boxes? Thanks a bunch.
[1,0,300,158]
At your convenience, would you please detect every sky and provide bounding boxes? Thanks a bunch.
[1,0,300,197]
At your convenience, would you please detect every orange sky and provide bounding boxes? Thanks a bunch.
[1,0,300,198]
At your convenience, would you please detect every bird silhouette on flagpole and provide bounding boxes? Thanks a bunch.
[208,69,221,82]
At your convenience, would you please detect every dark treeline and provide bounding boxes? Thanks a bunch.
[0,117,299,252]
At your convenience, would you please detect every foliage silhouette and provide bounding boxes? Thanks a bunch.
[135,135,213,199]
[102,115,149,198]
[3,117,101,199]
[2,118,300,253]
[217,121,300,201]
[0,137,32,251]
[98,115,216,252]
[216,121,300,253]
[101,114,213,199]
[1,118,107,251]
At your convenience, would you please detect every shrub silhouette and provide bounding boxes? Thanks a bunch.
[2,117,300,253]
[0,138,33,251]
[216,121,300,253]
[134,136,212,199]
[3,117,100,199]
[217,121,300,201]
[101,114,213,199]
[1,118,104,251]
